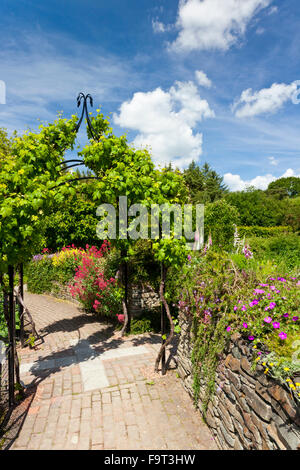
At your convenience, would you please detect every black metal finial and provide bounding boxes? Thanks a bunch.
[75,92,98,140]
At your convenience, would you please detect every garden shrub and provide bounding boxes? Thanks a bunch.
[26,242,122,319]
[248,234,300,269]
[238,226,292,238]
[205,200,239,251]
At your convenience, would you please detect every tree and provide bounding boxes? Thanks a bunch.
[267,177,300,199]
[283,197,300,232]
[205,199,239,250]
[183,161,228,203]
[225,187,285,227]
[0,115,78,271]
[0,128,12,162]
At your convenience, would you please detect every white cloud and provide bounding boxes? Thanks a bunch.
[170,0,272,52]
[195,70,212,88]
[232,81,299,118]
[268,156,278,166]
[152,20,167,33]
[268,5,278,15]
[224,168,300,191]
[113,80,215,168]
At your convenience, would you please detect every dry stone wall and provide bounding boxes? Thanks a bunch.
[177,311,300,450]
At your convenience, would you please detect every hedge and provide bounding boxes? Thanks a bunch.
[238,226,292,238]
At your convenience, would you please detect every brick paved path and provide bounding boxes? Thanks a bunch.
[11,292,217,450]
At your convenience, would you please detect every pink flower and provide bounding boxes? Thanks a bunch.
[243,323,248,329]
[234,306,238,312]
[292,316,299,322]
[278,332,287,340]
[248,336,255,341]
[226,326,231,332]
[116,314,125,323]
[272,322,280,329]
[241,305,247,312]
[264,316,272,324]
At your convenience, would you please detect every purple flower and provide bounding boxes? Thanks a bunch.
[187,255,192,262]
[234,306,238,312]
[226,326,231,332]
[241,305,247,312]
[248,336,255,341]
[243,323,248,329]
[292,316,299,322]
[272,322,280,329]
[283,313,289,318]
[249,299,259,307]
[278,332,287,340]
[264,316,273,324]
[254,289,265,294]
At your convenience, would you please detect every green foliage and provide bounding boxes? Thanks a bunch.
[247,234,300,270]
[127,240,161,289]
[267,176,300,199]
[205,199,239,250]
[225,188,285,227]
[129,310,161,334]
[0,115,78,271]
[183,161,228,203]
[175,250,300,413]
[238,226,292,238]
[26,256,58,294]
[283,196,300,233]
[43,181,100,251]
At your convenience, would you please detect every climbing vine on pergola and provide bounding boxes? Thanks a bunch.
[0,94,191,388]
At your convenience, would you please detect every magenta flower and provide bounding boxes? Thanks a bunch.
[248,336,255,341]
[249,299,259,307]
[278,332,287,340]
[272,322,280,329]
[264,316,273,324]
[254,289,265,294]
[234,306,238,312]
[226,326,231,332]
[292,316,299,322]
[241,305,247,312]
[283,313,289,318]
[243,322,248,328]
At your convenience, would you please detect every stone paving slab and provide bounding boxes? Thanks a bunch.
[10,292,218,450]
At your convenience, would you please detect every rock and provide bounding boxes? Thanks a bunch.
[269,384,300,426]
[255,381,272,404]
[266,423,287,450]
[226,368,241,390]
[274,416,300,450]
[242,383,272,422]
[224,354,240,372]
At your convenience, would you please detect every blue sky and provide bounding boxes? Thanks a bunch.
[0,0,300,190]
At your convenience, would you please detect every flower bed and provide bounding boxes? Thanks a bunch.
[26,243,122,319]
